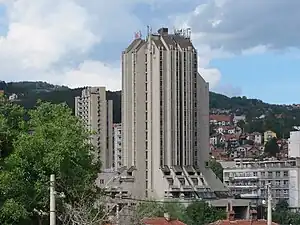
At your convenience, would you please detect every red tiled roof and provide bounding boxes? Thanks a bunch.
[142,218,187,225]
[210,115,232,122]
[222,134,237,141]
[210,219,278,225]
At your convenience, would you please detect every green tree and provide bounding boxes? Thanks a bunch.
[0,98,26,161]
[162,201,188,222]
[134,200,225,225]
[209,158,223,182]
[185,200,226,225]
[264,137,280,157]
[0,101,101,225]
[237,120,246,130]
[272,199,300,225]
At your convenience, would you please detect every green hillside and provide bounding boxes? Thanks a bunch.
[2,81,300,137]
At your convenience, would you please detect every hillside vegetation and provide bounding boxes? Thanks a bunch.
[2,81,300,137]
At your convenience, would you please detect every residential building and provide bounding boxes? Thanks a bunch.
[210,115,232,126]
[104,27,229,201]
[263,130,277,144]
[209,207,278,225]
[8,93,18,101]
[142,214,187,225]
[113,123,122,170]
[75,87,114,169]
[288,130,300,158]
[216,126,236,134]
[210,134,221,146]
[233,115,246,125]
[245,132,262,145]
[222,158,300,210]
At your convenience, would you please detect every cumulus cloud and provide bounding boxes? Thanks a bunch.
[0,0,298,94]
[0,0,149,89]
[59,60,121,91]
[172,0,300,93]
[183,0,300,52]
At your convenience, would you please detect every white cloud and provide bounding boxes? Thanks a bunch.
[59,60,121,91]
[199,68,221,89]
[0,0,298,95]
[0,0,147,89]
[171,0,300,93]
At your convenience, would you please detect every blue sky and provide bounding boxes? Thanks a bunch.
[211,52,300,104]
[0,0,299,104]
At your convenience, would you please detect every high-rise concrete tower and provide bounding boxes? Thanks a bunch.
[75,87,113,169]
[122,28,228,199]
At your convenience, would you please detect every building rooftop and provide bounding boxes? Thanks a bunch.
[142,217,187,225]
[209,219,278,225]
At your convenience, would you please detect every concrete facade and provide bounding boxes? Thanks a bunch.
[222,158,300,209]
[75,87,114,169]
[113,123,122,170]
[119,27,228,200]
[288,131,300,158]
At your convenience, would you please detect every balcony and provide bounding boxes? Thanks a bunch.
[233,176,259,180]
[228,184,258,189]
[170,185,180,191]
[240,193,259,198]
[182,186,192,190]
[119,176,135,182]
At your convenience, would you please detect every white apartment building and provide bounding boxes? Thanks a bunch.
[289,130,300,158]
[101,27,228,201]
[75,87,113,169]
[222,158,300,210]
[113,123,122,170]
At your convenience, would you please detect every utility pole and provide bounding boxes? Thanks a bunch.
[50,174,56,225]
[115,190,121,225]
[267,183,272,225]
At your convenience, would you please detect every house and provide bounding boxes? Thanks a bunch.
[264,130,277,144]
[142,213,187,225]
[257,114,266,119]
[216,126,236,135]
[253,132,262,145]
[233,115,246,125]
[210,148,228,160]
[210,115,232,126]
[246,132,262,145]
[8,93,18,101]
[209,207,278,225]
[210,134,221,145]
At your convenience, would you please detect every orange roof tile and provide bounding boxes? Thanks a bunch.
[142,218,187,225]
[210,115,232,122]
[210,219,278,225]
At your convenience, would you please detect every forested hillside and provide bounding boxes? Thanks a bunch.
[2,81,300,137]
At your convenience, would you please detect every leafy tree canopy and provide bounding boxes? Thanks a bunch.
[135,200,226,225]
[0,100,101,225]
[209,158,223,182]
[264,137,280,157]
[273,199,300,225]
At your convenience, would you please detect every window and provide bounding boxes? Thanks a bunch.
[276,171,281,177]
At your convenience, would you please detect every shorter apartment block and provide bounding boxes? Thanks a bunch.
[222,158,300,210]
[75,87,113,169]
